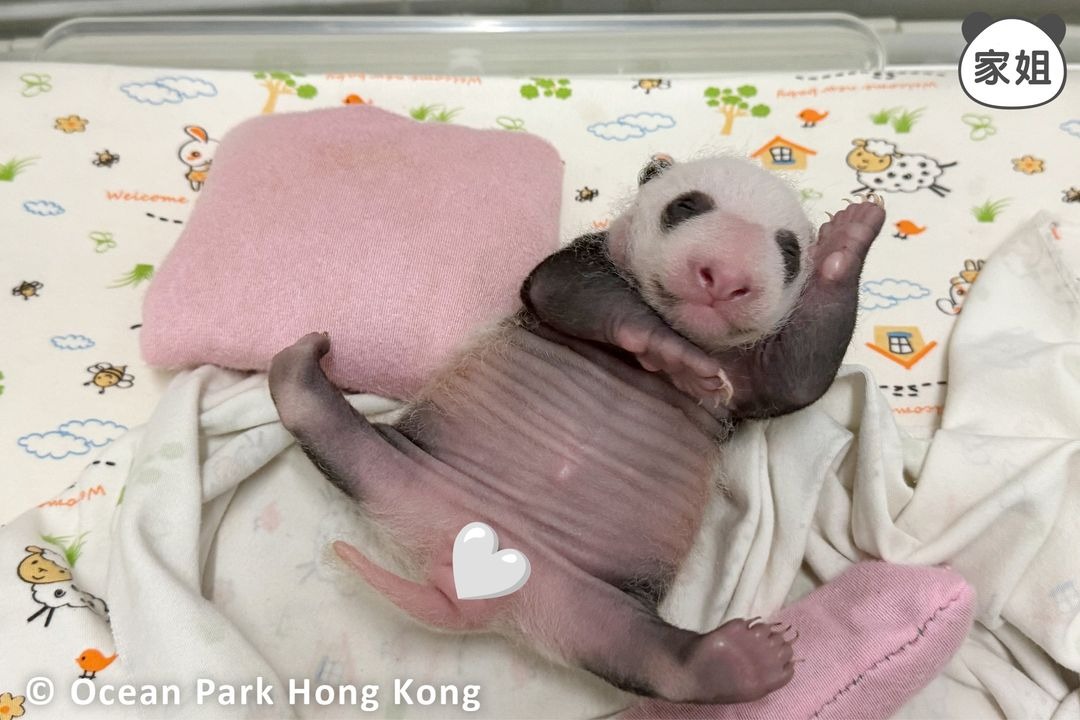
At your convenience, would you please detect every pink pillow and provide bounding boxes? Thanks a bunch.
[624,562,975,720]
[141,106,563,397]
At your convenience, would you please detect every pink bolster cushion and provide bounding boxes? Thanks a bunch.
[141,106,564,397]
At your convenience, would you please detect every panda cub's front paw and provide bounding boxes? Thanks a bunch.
[612,321,734,409]
[814,194,886,282]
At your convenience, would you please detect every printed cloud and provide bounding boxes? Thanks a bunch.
[59,419,128,447]
[1061,119,1080,139]
[588,121,648,141]
[618,112,676,131]
[19,432,91,460]
[121,76,218,105]
[860,293,899,310]
[19,418,128,459]
[120,81,181,105]
[155,76,217,99]
[51,334,96,350]
[863,278,932,300]
[23,200,65,216]
[588,112,677,142]
[860,278,931,310]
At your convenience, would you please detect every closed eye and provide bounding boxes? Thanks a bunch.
[661,191,715,231]
[775,229,801,284]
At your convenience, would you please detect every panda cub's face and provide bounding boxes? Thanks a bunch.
[608,156,814,352]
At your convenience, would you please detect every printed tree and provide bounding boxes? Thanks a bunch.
[704,85,770,135]
[520,78,572,100]
[255,71,318,114]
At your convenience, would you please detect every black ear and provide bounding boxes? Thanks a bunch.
[638,154,675,186]
[962,12,993,43]
[1035,14,1066,46]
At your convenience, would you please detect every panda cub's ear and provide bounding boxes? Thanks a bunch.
[638,154,676,186]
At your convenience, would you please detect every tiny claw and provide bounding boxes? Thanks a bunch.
[825,211,834,221]
[746,616,764,628]
[864,191,885,208]
[716,370,734,406]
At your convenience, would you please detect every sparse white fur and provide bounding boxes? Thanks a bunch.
[609,156,814,351]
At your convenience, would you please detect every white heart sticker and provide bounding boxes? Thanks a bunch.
[452,522,531,600]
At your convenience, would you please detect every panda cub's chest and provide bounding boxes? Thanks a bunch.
[408,326,723,571]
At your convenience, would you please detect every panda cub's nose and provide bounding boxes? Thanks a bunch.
[695,264,752,302]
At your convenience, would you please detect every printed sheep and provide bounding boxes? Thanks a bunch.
[17,545,110,627]
[847,139,956,197]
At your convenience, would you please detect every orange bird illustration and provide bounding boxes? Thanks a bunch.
[798,109,829,127]
[343,94,370,105]
[76,648,117,679]
[894,220,927,240]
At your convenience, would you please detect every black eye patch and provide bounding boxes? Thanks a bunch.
[661,191,715,231]
[775,229,801,284]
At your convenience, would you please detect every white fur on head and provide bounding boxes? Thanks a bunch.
[611,156,814,350]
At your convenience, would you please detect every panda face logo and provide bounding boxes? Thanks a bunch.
[958,12,1067,109]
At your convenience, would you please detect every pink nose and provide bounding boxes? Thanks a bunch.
[695,264,752,302]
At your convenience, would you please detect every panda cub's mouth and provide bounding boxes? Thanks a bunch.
[647,276,759,344]
[649,278,680,306]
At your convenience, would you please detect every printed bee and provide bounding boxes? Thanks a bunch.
[575,186,600,202]
[84,363,134,394]
[1064,187,1080,203]
[12,280,43,300]
[633,78,671,94]
[92,149,120,168]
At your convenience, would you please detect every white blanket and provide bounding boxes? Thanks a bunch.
[1,213,1077,719]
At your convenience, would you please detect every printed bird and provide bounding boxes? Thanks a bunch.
[893,220,927,240]
[343,94,369,105]
[76,648,117,679]
[798,109,829,127]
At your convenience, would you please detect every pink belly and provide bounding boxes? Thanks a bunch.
[402,326,724,581]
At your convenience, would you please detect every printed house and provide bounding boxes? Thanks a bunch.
[750,136,817,171]
[866,325,938,369]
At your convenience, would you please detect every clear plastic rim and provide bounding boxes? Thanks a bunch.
[34,13,887,74]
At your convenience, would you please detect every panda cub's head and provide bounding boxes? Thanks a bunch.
[607,155,814,351]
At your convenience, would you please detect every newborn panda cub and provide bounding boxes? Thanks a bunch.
[269,155,885,705]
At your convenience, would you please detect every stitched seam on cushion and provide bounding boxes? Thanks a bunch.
[808,589,967,719]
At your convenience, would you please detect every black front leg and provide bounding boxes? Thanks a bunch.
[715,198,885,419]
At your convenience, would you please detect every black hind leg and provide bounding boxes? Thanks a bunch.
[268,333,416,507]
[517,567,794,704]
